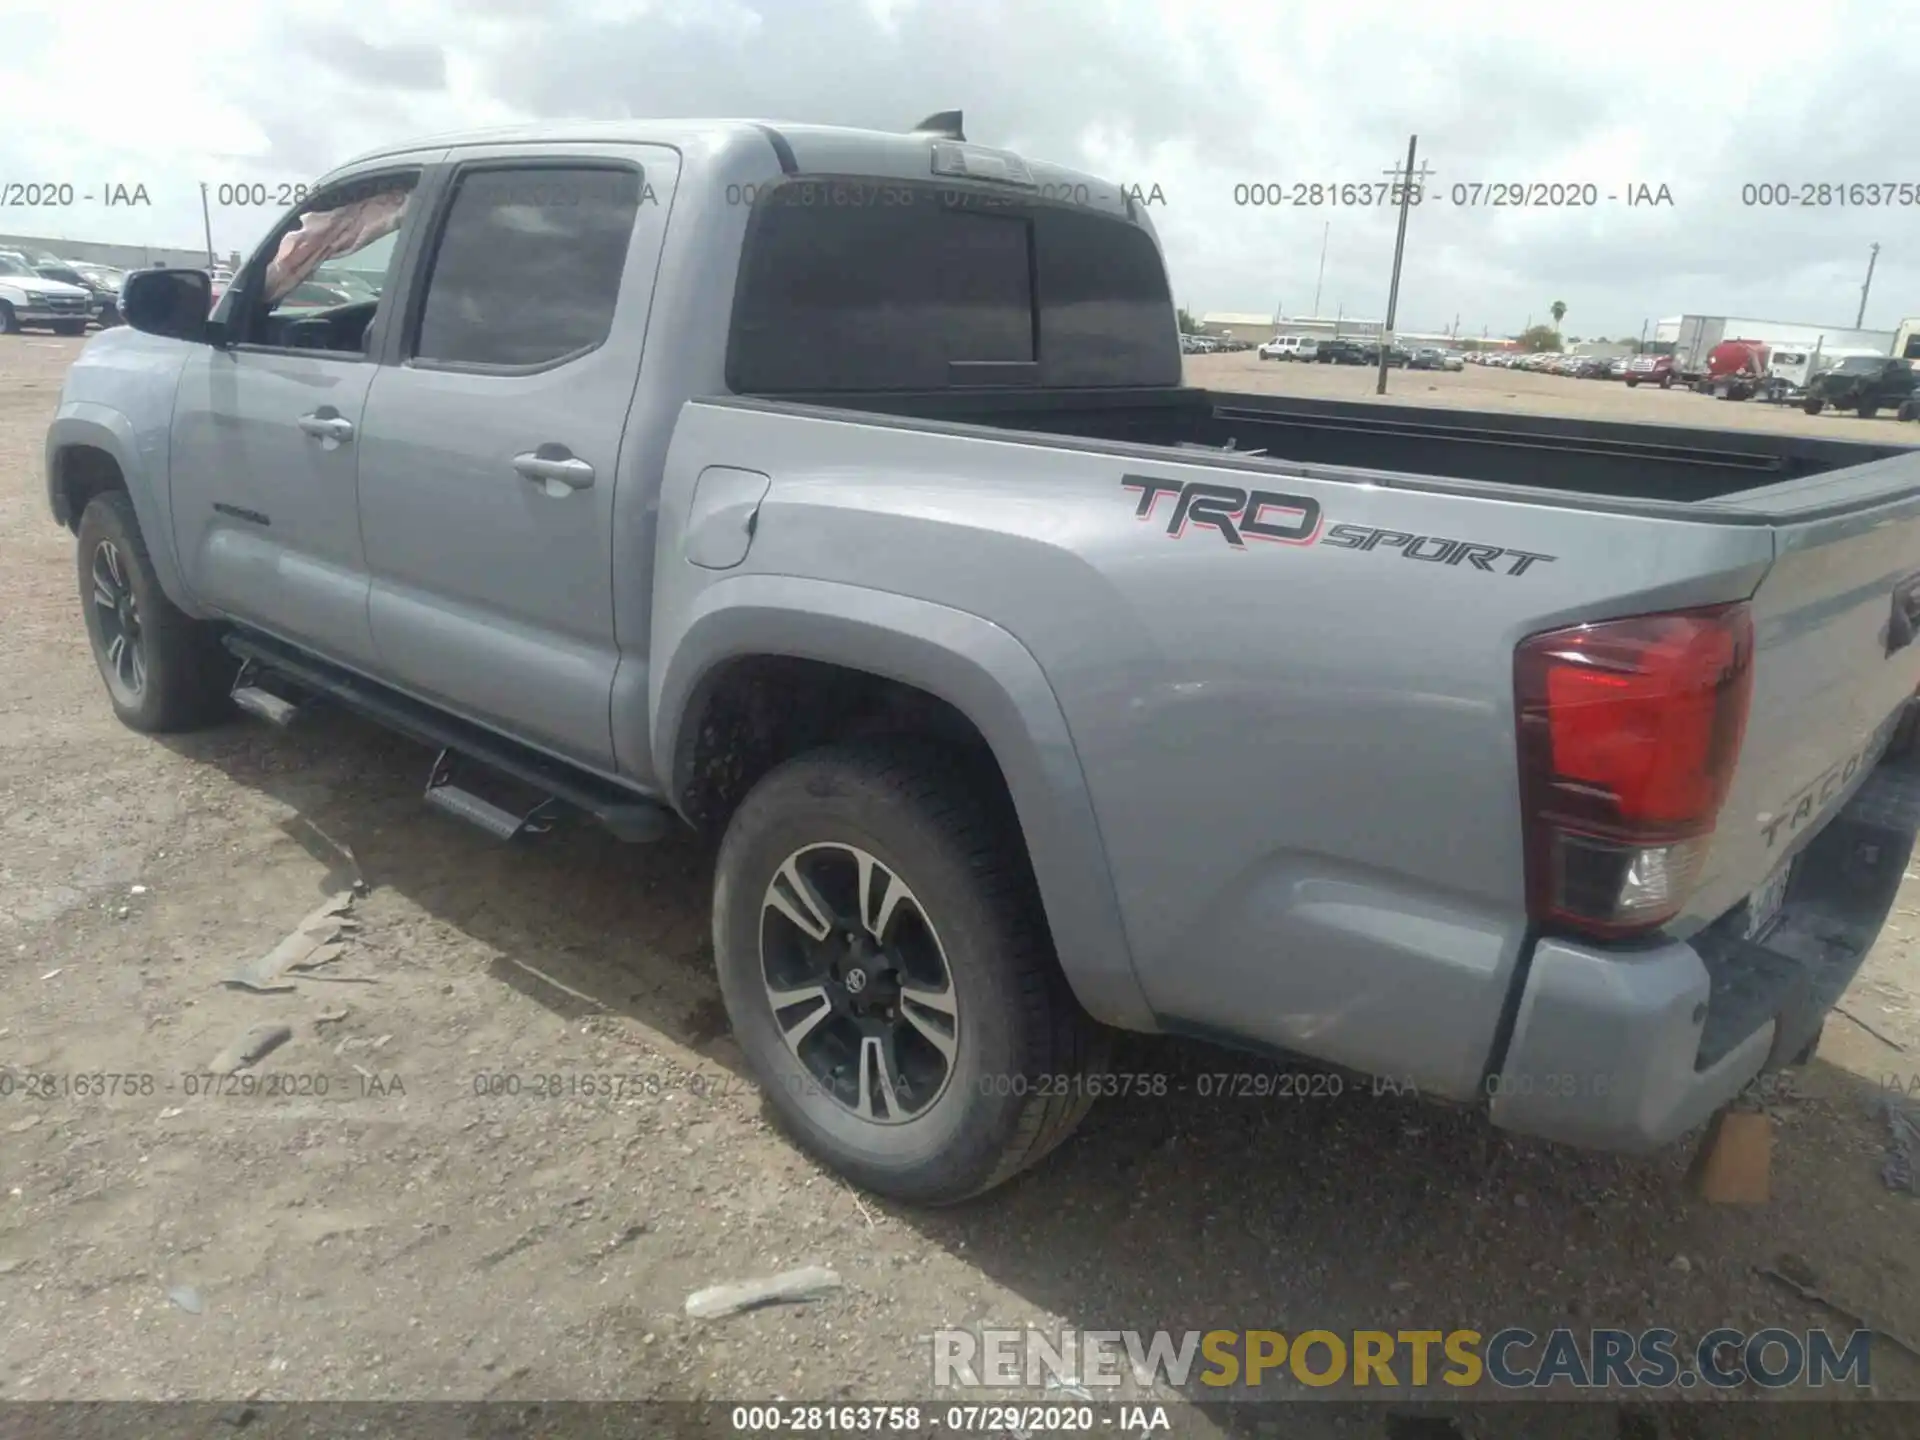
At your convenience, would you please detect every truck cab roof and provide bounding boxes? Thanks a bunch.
[331,117,1141,222]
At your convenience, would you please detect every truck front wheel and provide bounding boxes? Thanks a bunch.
[76,492,233,733]
[1803,398,1825,415]
[1659,374,1672,389]
[712,739,1102,1204]
[1858,403,1878,420]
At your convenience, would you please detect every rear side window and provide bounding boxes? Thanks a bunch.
[728,178,1180,392]
[413,166,641,369]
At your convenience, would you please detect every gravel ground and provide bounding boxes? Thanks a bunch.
[2,335,1918,1435]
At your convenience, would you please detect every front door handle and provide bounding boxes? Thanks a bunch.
[514,450,596,494]
[297,410,355,445]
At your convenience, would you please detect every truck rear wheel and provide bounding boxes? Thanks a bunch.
[1659,374,1672,389]
[1858,403,1878,420]
[1803,398,1825,415]
[712,739,1102,1204]
[76,492,233,733]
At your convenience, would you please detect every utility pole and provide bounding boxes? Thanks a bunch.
[1376,134,1424,396]
[1856,242,1880,328]
[199,183,216,267]
[1312,221,1329,317]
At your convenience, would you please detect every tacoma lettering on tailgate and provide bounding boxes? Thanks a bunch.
[1759,711,1900,851]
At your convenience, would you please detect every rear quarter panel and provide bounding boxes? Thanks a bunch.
[654,401,1778,1096]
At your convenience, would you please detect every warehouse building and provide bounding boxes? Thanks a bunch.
[0,232,237,272]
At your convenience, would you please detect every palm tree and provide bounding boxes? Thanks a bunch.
[1550,300,1567,329]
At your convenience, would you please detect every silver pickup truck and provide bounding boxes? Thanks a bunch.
[47,113,1920,1203]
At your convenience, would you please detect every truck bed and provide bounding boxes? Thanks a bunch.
[808,386,1920,507]
[664,387,1920,1132]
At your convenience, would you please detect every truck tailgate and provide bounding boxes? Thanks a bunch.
[1685,453,1920,931]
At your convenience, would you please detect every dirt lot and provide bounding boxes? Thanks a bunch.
[3,335,1919,1432]
[1183,350,1920,437]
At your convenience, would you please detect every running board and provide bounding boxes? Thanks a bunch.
[221,631,676,845]
[424,749,558,843]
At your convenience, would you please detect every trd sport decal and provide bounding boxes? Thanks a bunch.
[1120,475,1556,577]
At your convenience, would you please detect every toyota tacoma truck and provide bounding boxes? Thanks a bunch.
[46,114,1920,1204]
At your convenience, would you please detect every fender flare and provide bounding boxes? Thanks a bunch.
[651,573,1155,1032]
[47,405,208,618]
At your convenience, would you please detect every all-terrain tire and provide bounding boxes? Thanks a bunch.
[0,302,18,335]
[713,739,1105,1204]
[76,491,233,732]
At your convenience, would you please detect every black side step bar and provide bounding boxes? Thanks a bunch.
[222,631,675,844]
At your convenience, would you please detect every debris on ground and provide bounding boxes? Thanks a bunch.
[1872,1091,1920,1193]
[285,815,369,896]
[1689,1109,1773,1204]
[207,1023,294,1076]
[1757,1263,1920,1361]
[1836,1004,1908,1052]
[167,1285,204,1315]
[685,1265,843,1319]
[224,893,355,993]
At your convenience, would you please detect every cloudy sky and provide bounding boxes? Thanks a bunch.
[3,0,1916,340]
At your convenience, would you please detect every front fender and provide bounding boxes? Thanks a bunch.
[47,403,206,618]
[651,572,1155,1032]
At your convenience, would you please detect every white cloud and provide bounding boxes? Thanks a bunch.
[2,0,1914,334]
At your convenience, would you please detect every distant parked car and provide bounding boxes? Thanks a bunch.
[1360,340,1410,368]
[1607,357,1629,379]
[1258,335,1319,362]
[1439,350,1465,371]
[1408,346,1446,370]
[33,262,120,326]
[1317,338,1368,365]
[1802,356,1917,418]
[1623,353,1677,389]
[0,252,94,334]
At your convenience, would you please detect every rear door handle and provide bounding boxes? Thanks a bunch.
[514,450,595,494]
[297,411,354,445]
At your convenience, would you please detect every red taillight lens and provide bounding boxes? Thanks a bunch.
[1516,603,1754,938]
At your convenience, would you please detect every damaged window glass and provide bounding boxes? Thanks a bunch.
[239,175,417,354]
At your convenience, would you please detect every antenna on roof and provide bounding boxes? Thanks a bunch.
[911,111,965,141]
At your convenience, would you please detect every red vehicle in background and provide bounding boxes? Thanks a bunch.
[1701,338,1770,399]
[1622,352,1677,388]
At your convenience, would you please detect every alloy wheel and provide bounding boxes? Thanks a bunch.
[759,842,960,1124]
[90,540,146,697]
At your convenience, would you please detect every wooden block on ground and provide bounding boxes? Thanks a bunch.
[1691,1109,1773,1204]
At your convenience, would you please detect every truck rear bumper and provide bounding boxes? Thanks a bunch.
[1489,740,1920,1152]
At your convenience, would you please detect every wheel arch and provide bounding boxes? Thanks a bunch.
[47,408,205,617]
[651,575,1154,1032]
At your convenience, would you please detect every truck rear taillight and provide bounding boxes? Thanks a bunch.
[1515,604,1754,939]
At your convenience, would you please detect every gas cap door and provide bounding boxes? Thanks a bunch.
[684,466,771,570]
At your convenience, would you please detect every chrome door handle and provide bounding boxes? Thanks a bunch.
[513,452,595,492]
[297,412,355,443]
